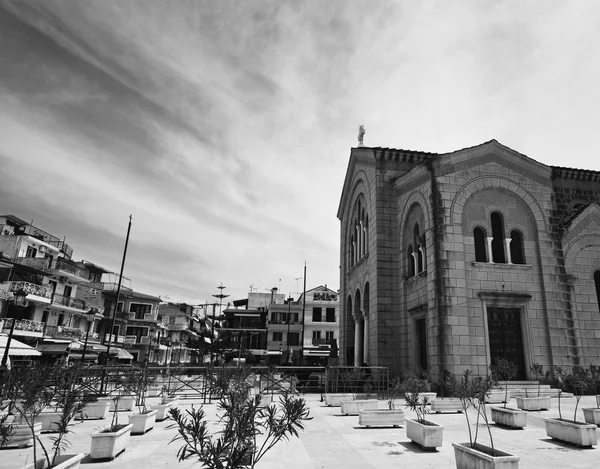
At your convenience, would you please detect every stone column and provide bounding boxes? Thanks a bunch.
[353,314,363,366]
[362,311,369,364]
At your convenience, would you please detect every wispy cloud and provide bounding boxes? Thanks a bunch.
[1,0,600,301]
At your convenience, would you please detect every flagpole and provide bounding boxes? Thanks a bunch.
[105,215,133,361]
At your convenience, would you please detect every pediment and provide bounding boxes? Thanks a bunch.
[561,203,600,246]
[437,140,553,187]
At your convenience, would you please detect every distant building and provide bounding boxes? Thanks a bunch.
[338,140,600,381]
[300,286,339,365]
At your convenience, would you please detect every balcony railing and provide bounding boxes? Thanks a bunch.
[10,281,52,301]
[104,333,124,344]
[311,338,331,346]
[1,318,44,334]
[45,325,83,340]
[52,294,87,311]
[49,258,90,281]
[14,257,50,270]
[128,312,158,322]
[13,225,73,259]
[124,335,136,345]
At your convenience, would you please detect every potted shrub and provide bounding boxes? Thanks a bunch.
[75,393,110,421]
[3,364,86,468]
[358,375,405,428]
[582,364,600,426]
[432,369,462,413]
[168,365,311,469]
[489,359,527,429]
[89,370,135,460]
[128,365,157,435]
[453,370,520,469]
[150,387,174,422]
[403,368,443,449]
[544,366,597,447]
[516,364,551,411]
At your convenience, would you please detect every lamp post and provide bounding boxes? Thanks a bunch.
[286,296,293,365]
[1,288,28,369]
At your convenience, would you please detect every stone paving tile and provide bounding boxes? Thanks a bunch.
[2,395,599,468]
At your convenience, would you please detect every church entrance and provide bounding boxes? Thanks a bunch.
[487,307,526,379]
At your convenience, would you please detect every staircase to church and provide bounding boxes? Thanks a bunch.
[495,381,574,399]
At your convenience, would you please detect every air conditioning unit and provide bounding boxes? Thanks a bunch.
[39,245,47,253]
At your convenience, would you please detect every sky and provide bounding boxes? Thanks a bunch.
[1,0,600,305]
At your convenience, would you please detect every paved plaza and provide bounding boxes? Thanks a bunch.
[3,394,600,469]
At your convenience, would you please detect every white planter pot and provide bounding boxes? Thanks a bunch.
[25,453,86,469]
[432,397,463,413]
[147,387,163,397]
[128,410,157,435]
[36,411,62,433]
[90,423,133,460]
[490,407,527,429]
[406,418,443,449]
[1,422,42,448]
[582,408,600,426]
[452,442,519,469]
[515,396,551,411]
[98,395,135,411]
[485,390,510,404]
[150,402,172,421]
[77,401,111,420]
[544,418,598,447]
[324,393,368,406]
[340,399,379,415]
[164,397,180,408]
[358,409,405,427]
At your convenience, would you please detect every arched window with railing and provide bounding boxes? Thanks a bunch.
[490,211,506,263]
[474,227,488,262]
[510,230,525,264]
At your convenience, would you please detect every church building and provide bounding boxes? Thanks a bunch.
[337,138,600,381]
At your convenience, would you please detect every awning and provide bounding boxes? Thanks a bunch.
[109,347,134,360]
[303,349,331,357]
[38,343,72,354]
[68,352,99,360]
[0,335,42,357]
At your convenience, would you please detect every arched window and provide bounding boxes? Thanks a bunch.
[595,270,600,311]
[365,215,369,255]
[474,227,488,262]
[350,234,355,266]
[490,212,506,263]
[414,224,423,273]
[407,245,415,278]
[510,230,525,264]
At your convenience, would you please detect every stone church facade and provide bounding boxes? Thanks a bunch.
[337,139,600,381]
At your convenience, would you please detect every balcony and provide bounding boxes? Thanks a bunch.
[167,323,190,331]
[8,281,52,304]
[49,258,90,282]
[52,294,87,312]
[45,325,83,340]
[1,318,44,338]
[13,224,73,259]
[128,312,158,322]
[14,257,50,270]
[311,338,331,346]
[104,333,124,344]
[123,335,152,346]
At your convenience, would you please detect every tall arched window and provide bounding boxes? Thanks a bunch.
[414,224,424,273]
[474,227,488,262]
[510,230,525,264]
[594,270,600,311]
[407,245,415,278]
[490,212,506,263]
[349,197,368,269]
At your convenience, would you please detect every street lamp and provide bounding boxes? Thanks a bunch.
[1,288,28,369]
[286,296,293,365]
